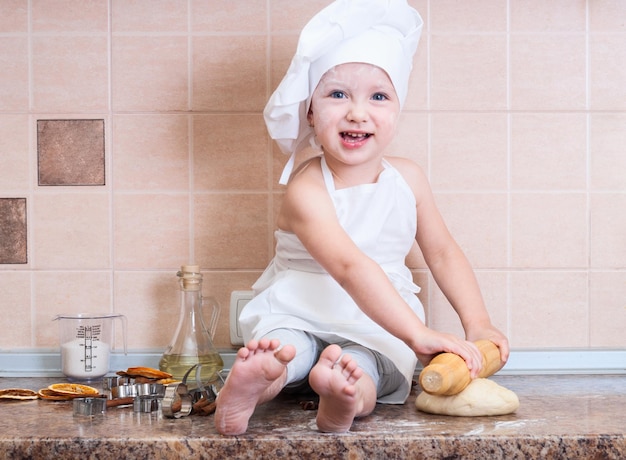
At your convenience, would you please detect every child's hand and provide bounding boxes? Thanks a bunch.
[412,329,484,379]
[466,325,510,364]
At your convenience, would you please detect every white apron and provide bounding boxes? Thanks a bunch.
[239,156,424,403]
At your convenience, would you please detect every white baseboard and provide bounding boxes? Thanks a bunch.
[0,348,624,378]
[501,348,626,374]
[0,350,232,378]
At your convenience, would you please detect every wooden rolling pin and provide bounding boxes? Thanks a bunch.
[418,339,503,396]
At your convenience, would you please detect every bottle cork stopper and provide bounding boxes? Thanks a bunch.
[181,265,200,273]
[179,265,202,291]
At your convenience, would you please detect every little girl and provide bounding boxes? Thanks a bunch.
[215,0,509,436]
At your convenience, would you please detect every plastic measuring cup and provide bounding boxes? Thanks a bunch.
[54,313,127,382]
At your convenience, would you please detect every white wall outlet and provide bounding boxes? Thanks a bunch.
[229,290,254,346]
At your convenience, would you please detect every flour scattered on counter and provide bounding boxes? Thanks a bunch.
[271,422,316,433]
[494,421,527,429]
[464,426,485,436]
[395,420,431,427]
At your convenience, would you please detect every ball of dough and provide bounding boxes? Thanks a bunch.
[415,378,519,416]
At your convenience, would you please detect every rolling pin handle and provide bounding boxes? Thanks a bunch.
[418,339,503,396]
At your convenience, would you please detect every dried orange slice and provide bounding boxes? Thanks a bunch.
[117,367,172,380]
[47,383,99,396]
[0,388,39,400]
[38,388,73,401]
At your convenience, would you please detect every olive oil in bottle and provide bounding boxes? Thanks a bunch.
[158,353,224,383]
[158,265,224,383]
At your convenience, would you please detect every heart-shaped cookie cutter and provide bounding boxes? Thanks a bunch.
[161,364,201,418]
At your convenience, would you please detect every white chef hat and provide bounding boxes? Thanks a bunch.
[264,0,423,184]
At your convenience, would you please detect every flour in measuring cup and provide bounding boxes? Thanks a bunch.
[61,338,111,380]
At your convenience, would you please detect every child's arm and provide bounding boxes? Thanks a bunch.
[278,159,485,375]
[389,157,510,363]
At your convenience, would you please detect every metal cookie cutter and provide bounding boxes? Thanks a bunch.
[135,383,165,398]
[133,383,165,413]
[162,365,199,418]
[73,397,107,417]
[110,383,137,399]
[102,376,119,394]
[133,395,160,413]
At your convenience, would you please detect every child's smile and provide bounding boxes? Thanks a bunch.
[340,130,372,148]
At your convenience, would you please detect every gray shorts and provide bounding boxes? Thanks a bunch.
[259,328,405,400]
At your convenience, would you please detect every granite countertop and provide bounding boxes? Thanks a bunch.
[0,374,624,459]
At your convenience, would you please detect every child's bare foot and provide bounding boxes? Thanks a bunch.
[215,338,296,435]
[309,344,376,433]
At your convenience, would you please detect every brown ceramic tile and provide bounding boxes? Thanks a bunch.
[37,119,105,186]
[0,198,27,264]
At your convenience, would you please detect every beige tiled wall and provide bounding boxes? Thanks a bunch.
[0,0,624,354]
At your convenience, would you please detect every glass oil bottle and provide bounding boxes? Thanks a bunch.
[158,265,224,384]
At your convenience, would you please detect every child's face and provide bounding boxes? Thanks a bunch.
[307,63,400,168]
